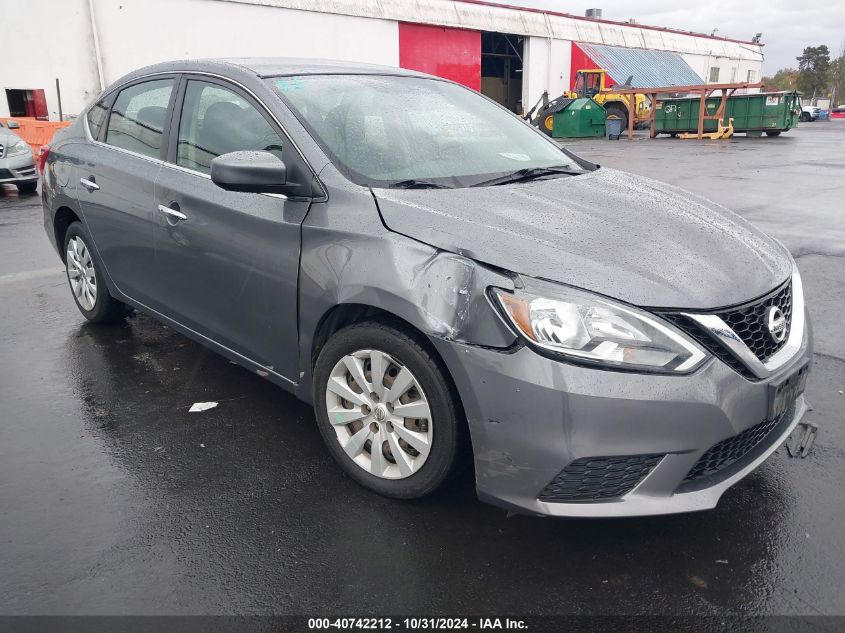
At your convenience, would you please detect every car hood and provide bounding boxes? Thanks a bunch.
[373,167,792,309]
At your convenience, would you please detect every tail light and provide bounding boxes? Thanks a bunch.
[38,144,51,173]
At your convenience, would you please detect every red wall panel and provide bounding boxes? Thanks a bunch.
[570,42,616,90]
[399,23,481,91]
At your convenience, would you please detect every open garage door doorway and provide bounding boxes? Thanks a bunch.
[481,32,523,113]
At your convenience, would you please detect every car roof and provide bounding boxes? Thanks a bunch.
[120,57,432,82]
[226,57,430,78]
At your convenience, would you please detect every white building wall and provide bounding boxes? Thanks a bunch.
[93,0,399,86]
[523,37,570,114]
[683,53,762,88]
[0,0,398,119]
[0,0,764,120]
[0,0,101,119]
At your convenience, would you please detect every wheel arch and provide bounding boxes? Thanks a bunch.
[308,302,473,448]
[53,206,82,263]
[310,303,457,387]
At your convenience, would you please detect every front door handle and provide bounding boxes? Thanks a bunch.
[157,204,188,222]
[80,177,99,192]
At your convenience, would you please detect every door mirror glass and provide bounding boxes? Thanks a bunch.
[210,150,288,194]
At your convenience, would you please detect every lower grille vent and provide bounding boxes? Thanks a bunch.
[539,454,663,502]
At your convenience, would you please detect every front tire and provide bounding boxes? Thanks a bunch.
[313,321,461,499]
[765,130,782,137]
[64,222,132,323]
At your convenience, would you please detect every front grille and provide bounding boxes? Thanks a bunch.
[717,281,792,362]
[539,454,664,502]
[661,279,792,380]
[678,411,791,492]
[0,168,13,179]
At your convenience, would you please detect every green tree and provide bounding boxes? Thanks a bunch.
[831,44,845,106]
[762,68,799,91]
[796,45,832,97]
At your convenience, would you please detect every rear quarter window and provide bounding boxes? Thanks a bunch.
[86,99,109,140]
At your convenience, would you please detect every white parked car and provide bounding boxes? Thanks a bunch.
[0,123,38,193]
[800,105,821,122]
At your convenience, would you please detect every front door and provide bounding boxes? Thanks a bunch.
[152,77,311,381]
[74,77,176,307]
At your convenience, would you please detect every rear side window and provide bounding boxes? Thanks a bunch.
[176,80,284,174]
[105,79,174,158]
[86,99,109,139]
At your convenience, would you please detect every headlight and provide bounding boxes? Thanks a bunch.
[6,140,30,156]
[493,282,708,373]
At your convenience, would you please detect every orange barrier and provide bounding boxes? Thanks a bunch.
[1,117,71,162]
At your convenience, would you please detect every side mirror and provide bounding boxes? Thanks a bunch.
[7,120,21,129]
[210,150,288,194]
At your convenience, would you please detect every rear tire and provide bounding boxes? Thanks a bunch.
[765,131,782,137]
[63,221,132,323]
[800,112,811,122]
[313,321,461,499]
[16,181,37,194]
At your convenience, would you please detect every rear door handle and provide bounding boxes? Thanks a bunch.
[157,204,188,222]
[80,177,99,192]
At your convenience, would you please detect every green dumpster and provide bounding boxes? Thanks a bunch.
[551,98,606,138]
[653,91,801,137]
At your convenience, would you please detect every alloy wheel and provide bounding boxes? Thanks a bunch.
[325,349,433,479]
[66,235,97,311]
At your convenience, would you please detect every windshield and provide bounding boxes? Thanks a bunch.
[270,74,585,188]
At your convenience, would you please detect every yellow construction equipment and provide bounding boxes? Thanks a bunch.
[678,117,734,140]
[524,69,649,135]
[564,70,649,130]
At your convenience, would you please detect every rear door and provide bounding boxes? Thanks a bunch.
[152,76,313,380]
[74,76,177,307]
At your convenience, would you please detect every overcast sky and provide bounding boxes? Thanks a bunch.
[496,1,844,73]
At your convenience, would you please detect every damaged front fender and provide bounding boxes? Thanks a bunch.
[296,190,517,402]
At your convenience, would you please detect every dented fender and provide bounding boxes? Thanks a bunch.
[295,182,517,402]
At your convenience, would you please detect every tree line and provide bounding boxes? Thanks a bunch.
[762,44,845,105]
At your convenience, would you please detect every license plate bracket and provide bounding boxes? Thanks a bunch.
[768,361,810,421]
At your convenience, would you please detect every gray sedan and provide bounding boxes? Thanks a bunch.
[41,59,812,517]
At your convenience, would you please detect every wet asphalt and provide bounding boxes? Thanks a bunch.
[1,123,844,617]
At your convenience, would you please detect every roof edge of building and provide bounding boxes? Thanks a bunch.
[458,0,763,47]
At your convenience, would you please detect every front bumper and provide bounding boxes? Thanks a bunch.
[0,152,38,184]
[432,312,812,517]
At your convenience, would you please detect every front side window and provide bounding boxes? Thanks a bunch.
[105,79,174,158]
[271,74,582,188]
[176,80,284,174]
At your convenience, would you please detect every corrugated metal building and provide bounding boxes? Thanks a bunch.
[0,0,764,120]
[572,43,706,89]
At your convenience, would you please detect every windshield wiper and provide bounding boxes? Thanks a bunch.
[387,179,452,189]
[471,166,584,187]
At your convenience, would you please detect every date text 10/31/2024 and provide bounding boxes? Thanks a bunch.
[307,618,528,630]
